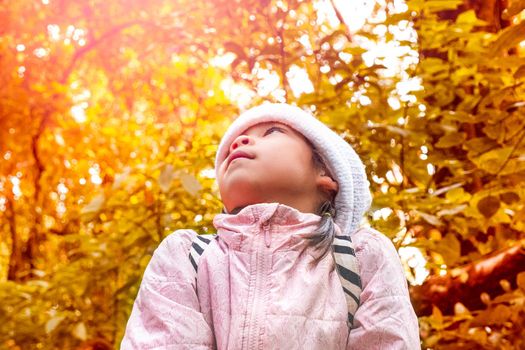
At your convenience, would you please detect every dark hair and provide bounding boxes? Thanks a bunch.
[301,143,338,266]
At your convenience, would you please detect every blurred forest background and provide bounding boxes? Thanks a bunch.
[1,0,525,348]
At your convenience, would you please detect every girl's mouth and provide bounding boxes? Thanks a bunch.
[227,150,254,168]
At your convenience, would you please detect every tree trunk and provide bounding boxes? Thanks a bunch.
[6,191,24,280]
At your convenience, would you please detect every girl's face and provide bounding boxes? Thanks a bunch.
[217,121,337,214]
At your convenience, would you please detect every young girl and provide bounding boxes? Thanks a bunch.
[121,103,420,349]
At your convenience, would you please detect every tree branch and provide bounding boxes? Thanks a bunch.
[328,0,353,43]
[60,20,157,83]
[410,240,525,315]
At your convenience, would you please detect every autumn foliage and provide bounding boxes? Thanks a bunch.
[1,0,525,349]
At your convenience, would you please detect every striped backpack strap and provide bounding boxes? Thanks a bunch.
[332,234,362,329]
[188,233,217,274]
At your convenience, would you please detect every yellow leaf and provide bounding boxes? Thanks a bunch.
[486,304,512,324]
[158,164,176,193]
[112,167,131,190]
[480,292,491,305]
[458,270,469,283]
[180,171,202,197]
[456,9,485,26]
[80,194,105,214]
[435,132,467,148]
[514,65,525,79]
[429,229,442,240]
[445,187,471,203]
[72,322,87,341]
[502,0,525,19]
[45,316,65,334]
[436,233,461,266]
[130,195,140,205]
[517,271,525,291]
[475,147,513,174]
[490,22,525,56]
[500,279,511,292]
[454,302,470,315]
[431,305,443,322]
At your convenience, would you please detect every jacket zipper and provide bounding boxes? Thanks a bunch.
[246,220,270,349]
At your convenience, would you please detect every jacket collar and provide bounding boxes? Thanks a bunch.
[212,202,341,252]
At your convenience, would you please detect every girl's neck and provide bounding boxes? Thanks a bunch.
[227,200,319,216]
[230,206,244,215]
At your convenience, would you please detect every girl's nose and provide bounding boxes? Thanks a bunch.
[229,135,251,152]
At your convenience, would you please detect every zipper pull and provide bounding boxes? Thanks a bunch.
[263,221,271,248]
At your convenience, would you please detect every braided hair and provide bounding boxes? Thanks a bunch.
[301,143,338,266]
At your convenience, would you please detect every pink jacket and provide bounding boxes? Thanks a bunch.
[121,203,420,349]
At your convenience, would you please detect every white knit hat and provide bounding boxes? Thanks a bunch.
[214,103,372,236]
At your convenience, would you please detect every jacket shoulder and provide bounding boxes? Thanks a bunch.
[351,226,399,262]
[144,229,199,283]
[160,228,199,251]
[351,226,410,297]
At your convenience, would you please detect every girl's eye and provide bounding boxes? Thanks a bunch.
[264,126,284,136]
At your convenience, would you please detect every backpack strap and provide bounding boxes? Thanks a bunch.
[332,234,362,329]
[188,233,217,273]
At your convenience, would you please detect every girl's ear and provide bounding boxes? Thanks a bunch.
[316,171,338,193]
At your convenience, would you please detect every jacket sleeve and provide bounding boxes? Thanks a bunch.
[120,229,215,350]
[347,228,421,350]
